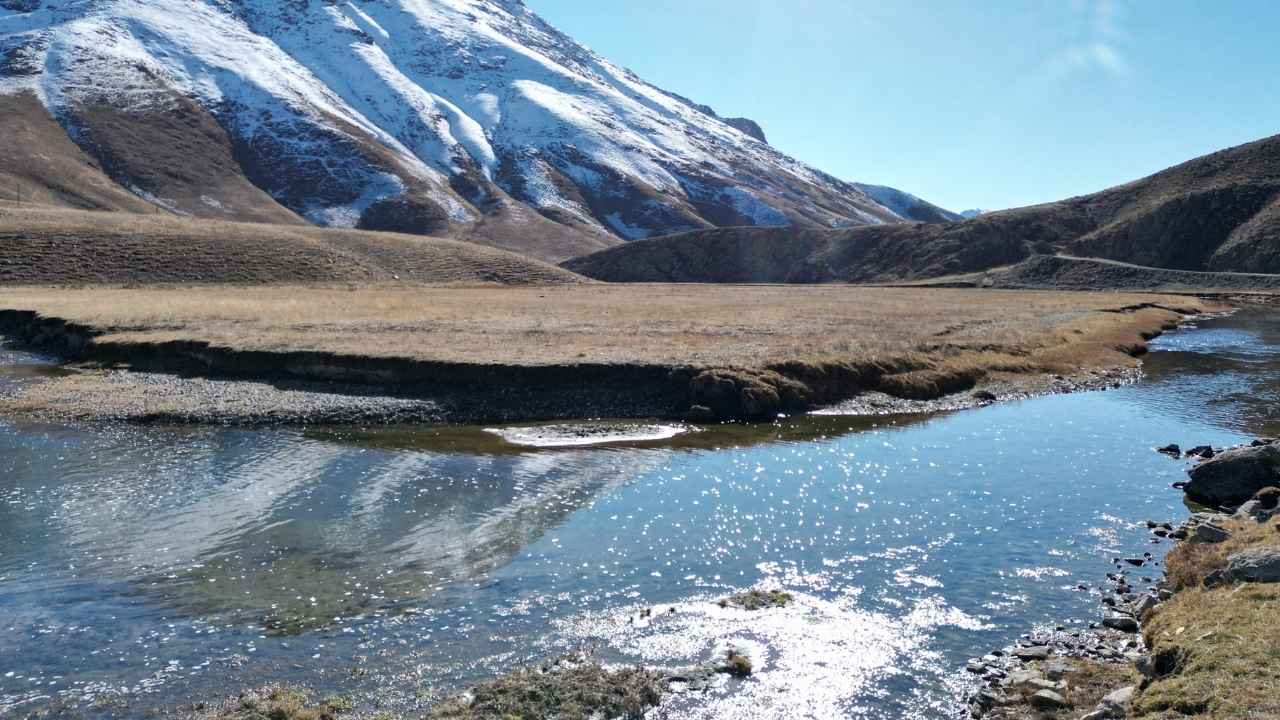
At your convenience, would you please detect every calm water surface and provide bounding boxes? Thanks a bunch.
[2,310,1278,719]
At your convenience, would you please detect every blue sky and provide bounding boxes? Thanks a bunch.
[529,0,1280,213]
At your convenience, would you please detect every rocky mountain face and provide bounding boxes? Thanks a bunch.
[0,0,956,262]
[566,134,1280,282]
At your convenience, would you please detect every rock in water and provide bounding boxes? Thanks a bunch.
[1204,547,1280,587]
[1156,443,1182,457]
[1185,444,1280,507]
[1186,445,1215,459]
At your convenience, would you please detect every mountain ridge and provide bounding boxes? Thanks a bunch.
[565,133,1280,282]
[0,0,956,262]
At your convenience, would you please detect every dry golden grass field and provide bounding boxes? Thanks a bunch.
[0,283,1213,373]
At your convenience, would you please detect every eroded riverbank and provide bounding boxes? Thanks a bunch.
[0,285,1220,425]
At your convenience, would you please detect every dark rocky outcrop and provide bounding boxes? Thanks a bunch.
[723,117,767,144]
[1204,547,1280,587]
[1184,444,1280,508]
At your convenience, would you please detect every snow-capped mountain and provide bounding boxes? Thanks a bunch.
[0,0,937,260]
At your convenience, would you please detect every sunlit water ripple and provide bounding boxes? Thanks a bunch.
[2,311,1278,718]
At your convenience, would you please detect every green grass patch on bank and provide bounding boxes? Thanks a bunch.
[1075,509,1280,720]
[1137,538,1280,719]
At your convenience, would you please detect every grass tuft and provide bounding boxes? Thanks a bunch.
[425,657,666,720]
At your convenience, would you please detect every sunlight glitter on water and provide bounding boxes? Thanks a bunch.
[485,422,694,447]
[3,312,1280,718]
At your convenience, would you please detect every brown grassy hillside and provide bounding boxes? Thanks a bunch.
[0,204,583,285]
[0,91,616,264]
[565,134,1280,283]
[0,92,160,214]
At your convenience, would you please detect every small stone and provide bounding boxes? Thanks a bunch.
[1029,689,1070,710]
[1102,685,1136,713]
[686,405,716,422]
[1123,557,1145,566]
[1156,443,1181,457]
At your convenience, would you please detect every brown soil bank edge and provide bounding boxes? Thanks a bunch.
[0,286,1220,423]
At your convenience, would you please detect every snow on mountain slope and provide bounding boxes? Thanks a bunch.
[0,0,910,261]
[852,183,963,224]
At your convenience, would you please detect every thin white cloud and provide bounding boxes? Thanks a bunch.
[1053,41,1130,77]
[1046,0,1132,79]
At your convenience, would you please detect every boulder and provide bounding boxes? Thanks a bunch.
[1185,444,1280,507]
[1235,500,1262,519]
[1026,677,1066,692]
[1102,614,1139,633]
[1029,689,1070,710]
[1193,523,1231,543]
[1204,547,1280,587]
[1014,645,1051,660]
[1131,594,1159,621]
[1156,443,1181,457]
[1186,445,1215,459]
[1003,669,1042,688]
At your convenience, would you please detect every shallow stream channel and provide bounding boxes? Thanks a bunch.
[3,310,1279,719]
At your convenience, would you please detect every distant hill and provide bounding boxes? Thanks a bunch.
[0,203,583,285]
[565,134,1280,282]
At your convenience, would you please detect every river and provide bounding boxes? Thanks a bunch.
[2,309,1277,719]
